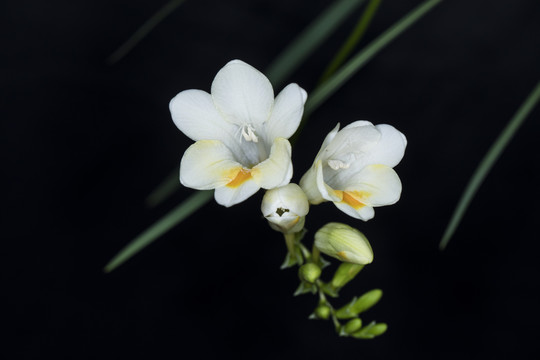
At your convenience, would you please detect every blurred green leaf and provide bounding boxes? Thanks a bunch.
[107,0,188,64]
[439,79,540,250]
[265,0,367,88]
[304,0,442,118]
[319,0,382,85]
[104,190,212,273]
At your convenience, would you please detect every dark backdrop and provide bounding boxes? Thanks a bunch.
[3,0,540,358]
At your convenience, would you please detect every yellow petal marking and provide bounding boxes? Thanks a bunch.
[226,168,252,188]
[340,190,371,210]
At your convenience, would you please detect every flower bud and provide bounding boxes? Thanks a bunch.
[313,304,331,320]
[343,318,363,335]
[351,289,382,315]
[261,184,309,234]
[298,263,321,283]
[331,263,364,289]
[314,222,373,264]
[352,322,388,339]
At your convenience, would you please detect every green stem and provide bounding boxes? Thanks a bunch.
[284,233,297,258]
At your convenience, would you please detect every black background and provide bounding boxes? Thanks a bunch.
[3,0,540,358]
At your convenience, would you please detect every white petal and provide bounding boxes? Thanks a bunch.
[211,60,274,126]
[323,122,380,163]
[214,179,260,207]
[313,123,341,162]
[315,160,342,203]
[334,201,375,221]
[251,138,293,189]
[299,165,325,205]
[341,164,402,207]
[170,89,236,142]
[265,83,307,140]
[362,124,407,167]
[180,140,242,190]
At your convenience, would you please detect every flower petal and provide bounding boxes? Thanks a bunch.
[180,140,242,190]
[169,89,236,142]
[323,122,381,163]
[315,160,343,203]
[342,164,402,207]
[265,83,307,140]
[214,179,260,207]
[211,60,274,126]
[362,124,407,168]
[251,138,293,189]
[334,201,375,221]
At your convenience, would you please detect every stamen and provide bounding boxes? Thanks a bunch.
[240,124,258,142]
[327,159,350,170]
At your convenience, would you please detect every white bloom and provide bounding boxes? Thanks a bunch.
[170,60,307,207]
[261,183,309,234]
[299,121,406,221]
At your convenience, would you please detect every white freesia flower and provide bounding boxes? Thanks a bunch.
[299,121,406,221]
[170,60,307,207]
[261,183,309,234]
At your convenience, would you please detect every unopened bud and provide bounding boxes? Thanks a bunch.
[298,263,321,283]
[314,223,373,264]
[351,289,383,315]
[343,318,363,334]
[261,184,309,234]
[352,322,388,339]
[331,262,364,289]
[313,304,331,320]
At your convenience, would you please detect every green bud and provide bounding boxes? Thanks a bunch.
[352,321,388,339]
[336,289,383,319]
[331,262,364,289]
[351,289,383,315]
[313,304,331,320]
[343,318,363,334]
[314,223,373,264]
[298,263,321,283]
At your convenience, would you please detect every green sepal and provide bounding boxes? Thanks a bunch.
[294,281,317,296]
[335,297,358,320]
[320,282,340,298]
[318,255,331,270]
[280,246,304,269]
[280,252,297,269]
[352,321,388,339]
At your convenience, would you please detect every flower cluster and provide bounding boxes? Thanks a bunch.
[169,60,406,338]
[170,59,406,224]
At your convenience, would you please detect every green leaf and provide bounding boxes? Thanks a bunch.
[439,79,540,250]
[107,0,188,64]
[318,0,382,85]
[103,190,212,272]
[303,0,442,118]
[265,0,367,88]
